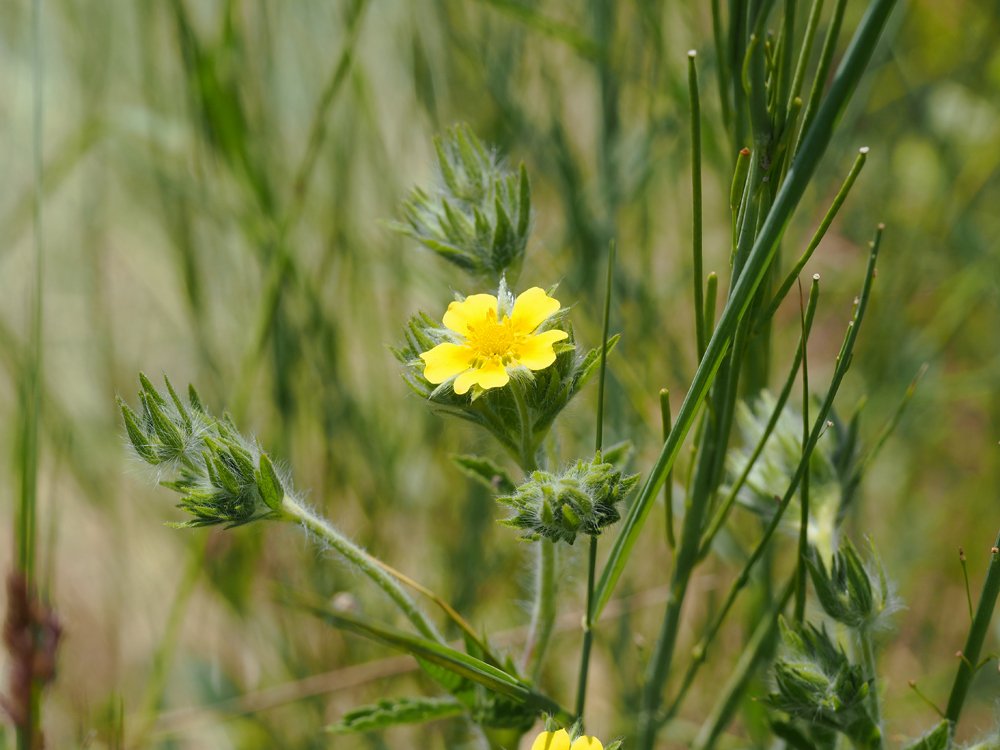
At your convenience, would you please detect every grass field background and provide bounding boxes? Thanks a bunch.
[1,1,999,747]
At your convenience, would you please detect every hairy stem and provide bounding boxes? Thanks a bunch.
[281,494,444,644]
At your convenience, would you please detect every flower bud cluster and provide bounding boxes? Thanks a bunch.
[498,455,638,544]
[118,374,287,528]
[769,619,881,748]
[395,124,531,283]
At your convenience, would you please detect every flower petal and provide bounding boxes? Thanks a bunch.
[531,729,572,750]
[510,287,561,333]
[419,343,474,384]
[472,359,511,391]
[443,294,499,336]
[571,737,604,750]
[515,329,569,371]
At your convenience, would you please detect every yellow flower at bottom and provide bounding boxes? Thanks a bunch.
[419,287,569,395]
[531,729,571,750]
[529,729,605,750]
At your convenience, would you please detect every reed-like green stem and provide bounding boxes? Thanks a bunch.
[660,389,675,550]
[794,278,814,624]
[16,2,45,745]
[280,494,444,643]
[664,229,881,728]
[945,529,1000,728]
[574,536,599,720]
[688,52,706,360]
[787,0,825,120]
[698,277,819,559]
[760,147,869,325]
[794,0,849,156]
[592,0,898,628]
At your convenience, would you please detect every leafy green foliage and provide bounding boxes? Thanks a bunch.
[326,697,464,734]
[297,595,566,726]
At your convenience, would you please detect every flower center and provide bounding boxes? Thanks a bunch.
[466,312,518,360]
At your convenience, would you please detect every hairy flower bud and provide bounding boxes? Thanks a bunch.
[769,619,881,748]
[806,538,896,631]
[119,374,288,528]
[498,455,639,544]
[395,124,531,283]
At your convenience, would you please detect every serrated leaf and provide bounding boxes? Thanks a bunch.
[327,697,464,734]
[295,596,566,720]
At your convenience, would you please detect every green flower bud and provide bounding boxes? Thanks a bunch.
[498,455,639,544]
[769,619,881,748]
[120,374,289,528]
[806,538,895,631]
[394,124,531,284]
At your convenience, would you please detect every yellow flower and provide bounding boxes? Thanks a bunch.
[530,729,605,750]
[419,287,569,395]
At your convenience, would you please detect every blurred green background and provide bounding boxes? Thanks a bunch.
[1,0,999,747]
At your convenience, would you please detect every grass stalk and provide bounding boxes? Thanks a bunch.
[945,529,1000,728]
[15,1,45,744]
[760,147,869,325]
[688,52,706,360]
[698,276,819,559]
[592,0,898,629]
[663,228,882,730]
[794,278,815,624]
[660,389,675,550]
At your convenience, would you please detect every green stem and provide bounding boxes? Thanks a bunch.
[574,536,599,719]
[280,494,444,643]
[524,538,558,681]
[945,530,1000,728]
[794,278,814,624]
[592,0,898,625]
[664,234,880,725]
[759,147,869,325]
[688,52,706,360]
[511,378,536,473]
[660,389,675,550]
[698,278,819,559]
[17,2,45,745]
[859,627,882,733]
